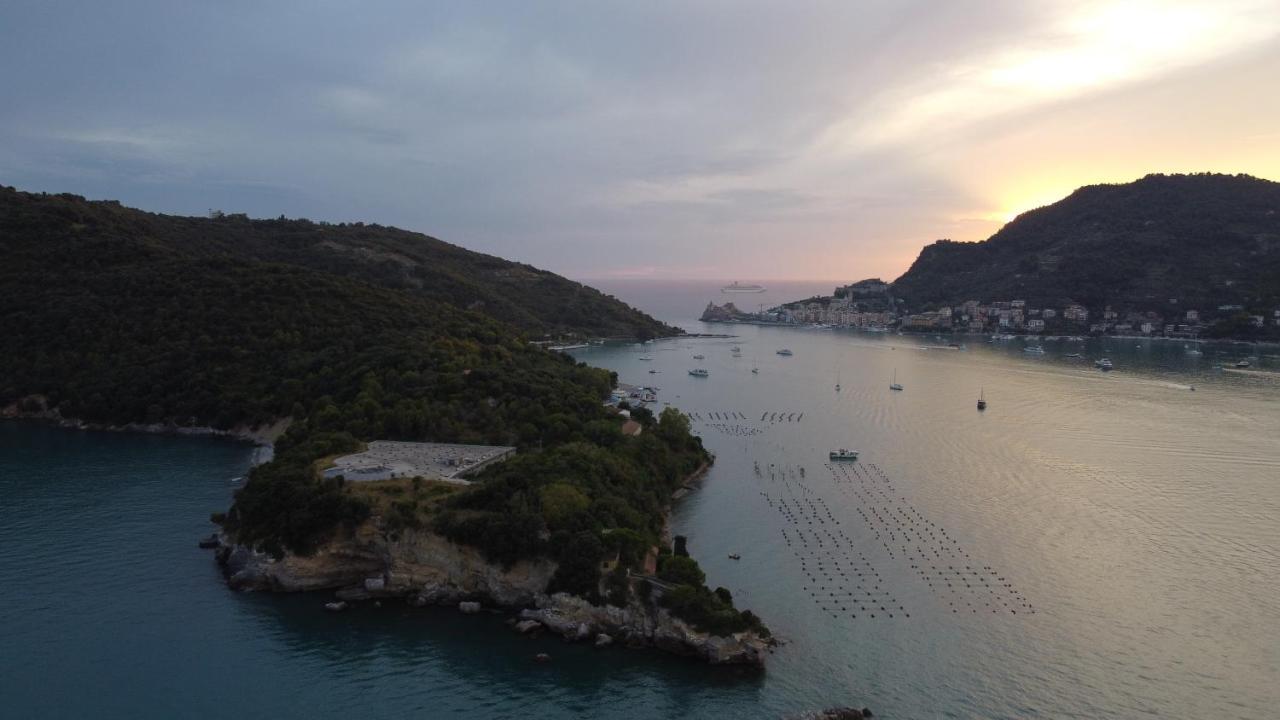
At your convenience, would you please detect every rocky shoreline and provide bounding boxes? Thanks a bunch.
[215,520,771,666]
[7,396,769,666]
[1,395,288,454]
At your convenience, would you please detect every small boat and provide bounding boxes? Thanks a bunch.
[638,356,653,361]
[829,449,859,461]
[835,384,841,392]
[728,553,741,560]
[1095,358,1114,371]
[977,387,986,411]
[688,368,709,377]
[777,349,794,356]
[692,354,705,360]
[751,367,759,374]
[890,369,903,391]
[1235,360,1251,368]
[1024,346,1046,354]
[1066,353,1082,358]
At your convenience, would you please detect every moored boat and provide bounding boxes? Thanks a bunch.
[688,368,709,377]
[829,449,859,461]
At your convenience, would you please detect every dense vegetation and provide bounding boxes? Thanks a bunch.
[0,185,764,634]
[0,186,679,340]
[891,174,1280,324]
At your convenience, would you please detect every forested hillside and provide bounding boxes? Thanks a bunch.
[0,186,678,339]
[0,184,759,635]
[892,174,1280,313]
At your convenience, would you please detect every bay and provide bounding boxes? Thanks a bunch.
[2,279,1278,718]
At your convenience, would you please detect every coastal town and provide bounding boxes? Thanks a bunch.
[701,278,1280,340]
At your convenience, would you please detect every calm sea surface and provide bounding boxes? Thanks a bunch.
[3,280,1278,719]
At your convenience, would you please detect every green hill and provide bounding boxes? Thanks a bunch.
[0,186,678,340]
[891,174,1280,316]
[0,185,761,636]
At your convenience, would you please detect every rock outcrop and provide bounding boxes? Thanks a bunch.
[786,709,873,720]
[518,593,769,666]
[219,523,555,607]
[217,522,770,666]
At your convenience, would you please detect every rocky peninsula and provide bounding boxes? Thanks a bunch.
[217,520,771,666]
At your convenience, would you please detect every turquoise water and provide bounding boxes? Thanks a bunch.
[4,289,1279,718]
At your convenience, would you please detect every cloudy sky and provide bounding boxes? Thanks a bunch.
[4,1,1280,282]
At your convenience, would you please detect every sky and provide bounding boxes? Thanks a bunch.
[3,1,1280,283]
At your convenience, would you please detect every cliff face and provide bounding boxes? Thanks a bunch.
[220,523,556,606]
[217,521,770,666]
[520,593,770,666]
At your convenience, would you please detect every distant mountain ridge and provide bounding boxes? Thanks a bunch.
[0,186,677,340]
[891,173,1280,314]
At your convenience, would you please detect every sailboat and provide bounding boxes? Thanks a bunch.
[977,387,986,411]
[889,369,903,391]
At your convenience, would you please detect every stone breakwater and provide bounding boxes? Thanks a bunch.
[217,523,770,666]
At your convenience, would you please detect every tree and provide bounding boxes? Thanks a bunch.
[658,555,705,587]
[548,531,605,601]
[539,483,591,530]
[673,534,689,557]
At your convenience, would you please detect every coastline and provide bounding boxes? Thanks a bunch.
[5,394,768,665]
[1,396,288,462]
[697,319,1280,348]
[215,453,771,666]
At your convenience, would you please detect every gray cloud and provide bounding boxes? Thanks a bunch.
[3,1,1277,280]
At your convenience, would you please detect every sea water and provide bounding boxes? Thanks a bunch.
[2,280,1278,718]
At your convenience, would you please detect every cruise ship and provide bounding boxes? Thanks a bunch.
[721,281,767,293]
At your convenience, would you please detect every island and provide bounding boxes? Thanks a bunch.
[0,186,771,665]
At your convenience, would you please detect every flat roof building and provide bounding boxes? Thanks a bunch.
[323,440,516,484]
